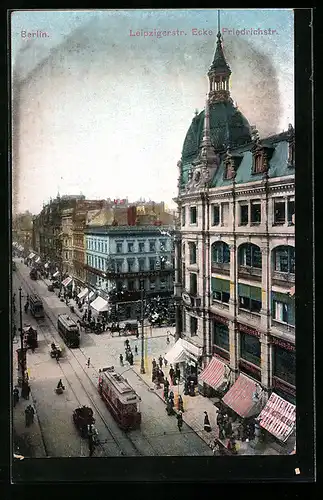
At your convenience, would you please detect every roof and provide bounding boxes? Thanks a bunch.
[208,32,231,76]
[90,296,109,312]
[181,101,251,167]
[165,339,187,364]
[258,392,296,442]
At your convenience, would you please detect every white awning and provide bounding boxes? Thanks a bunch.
[78,288,89,300]
[35,257,41,263]
[90,296,109,312]
[44,263,49,269]
[62,277,73,287]
[19,245,24,251]
[165,339,188,364]
[181,338,203,359]
[52,271,60,278]
[28,253,35,259]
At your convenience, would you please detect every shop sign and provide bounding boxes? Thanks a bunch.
[211,313,229,325]
[238,323,260,338]
[272,377,296,396]
[270,336,295,352]
[239,359,261,379]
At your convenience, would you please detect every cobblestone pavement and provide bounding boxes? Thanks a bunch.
[13,262,212,457]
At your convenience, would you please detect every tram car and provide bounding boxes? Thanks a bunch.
[57,314,80,348]
[29,268,38,280]
[29,294,44,318]
[73,406,95,438]
[98,366,141,430]
[22,325,38,350]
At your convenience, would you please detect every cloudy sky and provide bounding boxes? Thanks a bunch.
[11,9,294,214]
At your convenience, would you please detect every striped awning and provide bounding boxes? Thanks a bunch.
[258,392,296,443]
[222,373,264,418]
[199,356,229,390]
[62,277,73,287]
[78,288,89,300]
[28,253,35,259]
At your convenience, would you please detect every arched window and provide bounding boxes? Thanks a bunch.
[211,242,230,264]
[238,243,262,268]
[273,246,295,274]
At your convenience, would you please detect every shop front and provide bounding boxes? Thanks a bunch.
[257,391,296,445]
[271,336,296,405]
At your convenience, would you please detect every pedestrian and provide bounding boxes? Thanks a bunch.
[177,411,183,432]
[204,411,211,432]
[163,385,169,401]
[177,394,184,412]
[27,405,35,424]
[119,354,124,366]
[134,345,138,355]
[163,356,168,367]
[224,417,233,438]
[152,358,157,369]
[13,387,19,407]
[57,379,65,390]
[158,355,163,368]
[175,366,180,383]
[164,377,170,390]
[169,366,175,384]
[87,358,90,368]
[25,383,31,400]
[166,334,170,345]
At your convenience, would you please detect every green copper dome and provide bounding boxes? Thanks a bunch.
[181,101,252,164]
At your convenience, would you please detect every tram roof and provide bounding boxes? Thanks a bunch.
[101,368,141,404]
[29,294,42,303]
[58,314,78,327]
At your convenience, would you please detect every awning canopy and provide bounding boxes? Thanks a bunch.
[258,392,296,443]
[181,338,203,359]
[290,286,295,297]
[19,245,24,251]
[165,339,187,364]
[52,271,60,278]
[35,257,41,263]
[199,356,230,390]
[44,263,49,269]
[78,288,89,300]
[62,277,73,287]
[222,373,264,418]
[90,296,109,312]
[28,253,35,259]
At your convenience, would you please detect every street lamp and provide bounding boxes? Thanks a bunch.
[139,279,145,374]
[17,287,27,387]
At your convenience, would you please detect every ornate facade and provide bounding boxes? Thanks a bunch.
[175,31,295,405]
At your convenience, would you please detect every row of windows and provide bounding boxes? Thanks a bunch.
[212,322,295,386]
[182,197,295,227]
[87,255,169,273]
[184,242,295,274]
[86,238,168,254]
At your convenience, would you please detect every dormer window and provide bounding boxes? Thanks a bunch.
[252,144,274,175]
[224,161,235,180]
[253,154,264,174]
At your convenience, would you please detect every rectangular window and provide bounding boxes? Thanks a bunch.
[288,199,295,225]
[211,277,230,303]
[190,316,198,336]
[213,322,230,351]
[138,241,145,253]
[272,291,295,325]
[240,332,261,366]
[128,280,134,291]
[116,242,123,254]
[65,252,68,260]
[138,258,145,271]
[253,154,263,174]
[189,242,197,264]
[189,273,197,295]
[182,207,186,226]
[190,206,197,224]
[273,345,295,386]
[273,301,289,323]
[238,284,262,313]
[149,241,156,252]
[275,247,294,273]
[212,205,220,226]
[105,242,108,253]
[127,242,134,253]
[221,203,229,226]
[274,199,286,225]
[159,239,167,251]
[127,259,135,272]
[95,257,98,269]
[240,204,249,225]
[149,257,156,271]
[116,260,123,273]
[160,278,166,289]
[251,201,261,224]
[149,278,156,290]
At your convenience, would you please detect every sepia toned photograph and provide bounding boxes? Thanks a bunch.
[11,9,296,460]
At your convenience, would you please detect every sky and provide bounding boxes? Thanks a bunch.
[11,9,294,215]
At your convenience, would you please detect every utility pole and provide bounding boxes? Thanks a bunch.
[140,280,145,374]
[18,287,26,386]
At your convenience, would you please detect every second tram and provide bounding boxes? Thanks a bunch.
[29,294,44,318]
[57,314,80,348]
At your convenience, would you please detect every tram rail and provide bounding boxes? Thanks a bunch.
[14,267,149,457]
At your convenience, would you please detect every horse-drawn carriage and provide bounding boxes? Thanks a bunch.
[49,342,64,361]
[22,325,38,350]
[108,320,139,337]
[73,406,98,441]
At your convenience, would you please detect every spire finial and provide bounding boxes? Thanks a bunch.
[218,10,220,34]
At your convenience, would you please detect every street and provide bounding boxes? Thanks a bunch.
[12,260,212,457]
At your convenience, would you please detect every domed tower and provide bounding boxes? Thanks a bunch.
[178,27,252,191]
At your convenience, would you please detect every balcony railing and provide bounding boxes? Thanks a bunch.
[238,265,262,281]
[271,319,295,334]
[272,271,295,285]
[211,262,230,275]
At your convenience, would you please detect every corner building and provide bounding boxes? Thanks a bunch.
[174,32,295,406]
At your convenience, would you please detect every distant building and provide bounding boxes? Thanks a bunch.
[13,211,33,255]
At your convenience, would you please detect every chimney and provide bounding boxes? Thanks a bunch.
[127,206,137,226]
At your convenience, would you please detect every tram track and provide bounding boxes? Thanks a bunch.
[14,266,149,457]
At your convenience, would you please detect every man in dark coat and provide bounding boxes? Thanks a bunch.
[152,358,157,369]
[204,411,211,432]
[169,366,175,384]
[158,355,163,368]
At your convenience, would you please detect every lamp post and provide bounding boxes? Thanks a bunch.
[18,287,27,387]
[140,279,145,374]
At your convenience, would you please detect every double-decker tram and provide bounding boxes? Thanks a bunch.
[57,314,80,348]
[98,366,141,430]
[29,294,44,318]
